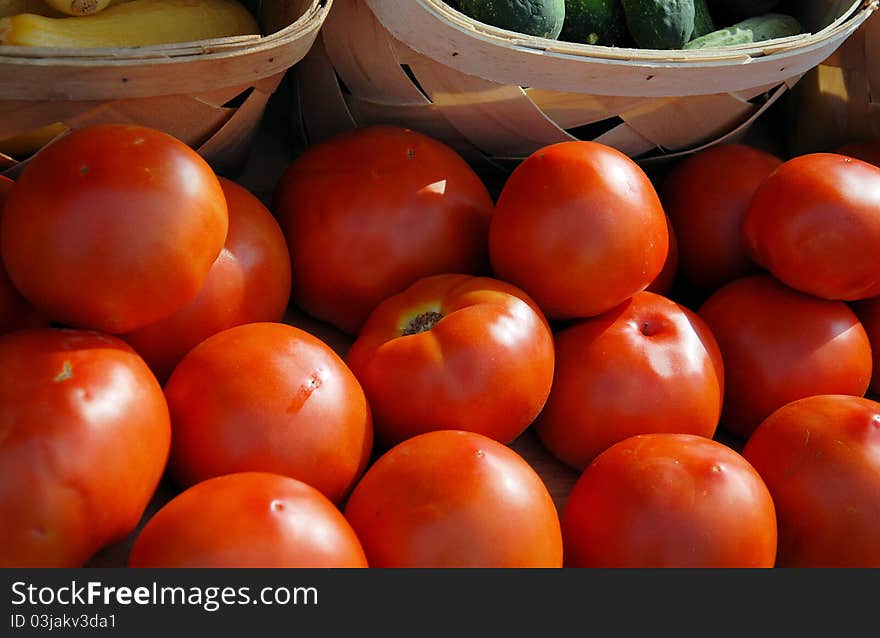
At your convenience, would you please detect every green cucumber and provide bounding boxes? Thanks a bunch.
[712,1,780,20]
[455,0,566,39]
[684,12,802,49]
[620,0,695,49]
[560,0,628,46]
[692,0,714,38]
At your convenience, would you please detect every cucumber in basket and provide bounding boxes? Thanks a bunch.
[560,0,628,46]
[692,0,714,37]
[684,12,802,49]
[620,0,696,49]
[454,0,566,39]
[711,1,780,19]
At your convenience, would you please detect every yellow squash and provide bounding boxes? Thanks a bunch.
[0,0,64,18]
[0,0,260,48]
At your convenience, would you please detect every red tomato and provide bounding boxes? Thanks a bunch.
[852,296,880,395]
[0,176,49,334]
[123,178,291,382]
[0,124,228,333]
[346,274,554,448]
[562,433,777,567]
[698,275,871,438]
[742,153,880,300]
[743,395,880,567]
[0,329,170,567]
[343,430,563,567]
[489,141,668,319]
[835,140,880,167]
[661,144,780,292]
[535,291,724,470]
[646,214,678,295]
[128,473,367,568]
[274,125,493,335]
[165,322,372,505]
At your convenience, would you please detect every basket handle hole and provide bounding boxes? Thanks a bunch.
[566,116,625,141]
[222,87,257,109]
[400,64,432,103]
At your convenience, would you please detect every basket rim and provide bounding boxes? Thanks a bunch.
[375,0,871,62]
[0,0,331,66]
[361,0,876,96]
[0,0,331,100]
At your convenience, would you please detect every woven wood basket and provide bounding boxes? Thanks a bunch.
[787,6,880,154]
[292,0,874,176]
[0,0,332,176]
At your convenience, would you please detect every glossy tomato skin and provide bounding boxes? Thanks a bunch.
[274,125,493,335]
[344,430,563,567]
[123,178,291,382]
[0,124,228,333]
[661,144,780,292]
[562,433,777,568]
[698,275,871,438]
[165,322,372,505]
[743,153,880,300]
[536,291,724,470]
[489,141,668,319]
[0,329,171,567]
[128,473,367,568]
[0,176,49,334]
[852,296,880,394]
[743,395,880,567]
[346,274,554,448]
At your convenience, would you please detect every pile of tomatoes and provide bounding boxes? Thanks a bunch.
[1,122,879,568]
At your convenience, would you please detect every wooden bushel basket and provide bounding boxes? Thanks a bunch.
[292,0,875,175]
[786,5,880,154]
[0,0,333,175]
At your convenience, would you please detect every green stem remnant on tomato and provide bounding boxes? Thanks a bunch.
[402,311,443,336]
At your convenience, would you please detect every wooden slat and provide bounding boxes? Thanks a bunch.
[293,36,359,144]
[525,89,650,130]
[321,0,429,105]
[621,93,756,152]
[404,45,575,157]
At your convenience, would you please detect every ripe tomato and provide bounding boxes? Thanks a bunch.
[852,296,880,395]
[489,141,668,319]
[743,153,880,300]
[0,124,228,333]
[646,215,678,295]
[562,433,777,568]
[346,274,554,448]
[0,329,171,567]
[123,178,291,382]
[128,473,367,568]
[274,125,493,335]
[0,176,49,334]
[165,322,372,505]
[698,275,871,439]
[343,430,563,567]
[661,144,780,292]
[535,291,723,470]
[744,395,880,568]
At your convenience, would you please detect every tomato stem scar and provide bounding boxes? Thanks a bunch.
[54,361,73,382]
[402,311,443,336]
